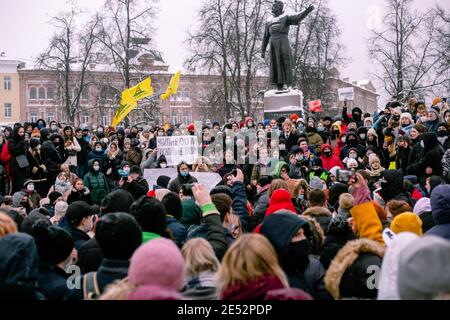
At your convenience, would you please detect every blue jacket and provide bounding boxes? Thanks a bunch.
[426,185,450,240]
[166,216,187,247]
[232,181,249,232]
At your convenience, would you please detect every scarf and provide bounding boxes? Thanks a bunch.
[55,177,71,194]
[366,166,385,177]
[220,274,284,300]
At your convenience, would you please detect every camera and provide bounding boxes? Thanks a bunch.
[337,169,356,183]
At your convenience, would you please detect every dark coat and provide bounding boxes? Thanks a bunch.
[94,259,130,295]
[168,173,198,193]
[83,160,109,205]
[280,131,300,152]
[76,136,90,167]
[426,185,450,240]
[122,176,149,200]
[166,216,187,247]
[231,181,249,232]
[8,130,30,190]
[77,238,103,274]
[180,198,202,228]
[252,188,270,230]
[41,129,63,179]
[38,261,82,300]
[67,187,94,205]
[66,226,91,251]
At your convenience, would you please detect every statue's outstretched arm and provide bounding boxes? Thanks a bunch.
[286,4,314,26]
[261,23,270,58]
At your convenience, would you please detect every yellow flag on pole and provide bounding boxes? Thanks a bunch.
[160,71,181,100]
[129,77,153,102]
[112,90,138,127]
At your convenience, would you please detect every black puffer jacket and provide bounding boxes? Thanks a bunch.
[168,173,198,193]
[260,211,333,300]
[379,170,415,207]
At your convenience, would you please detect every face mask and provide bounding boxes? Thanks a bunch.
[298,194,304,200]
[285,239,310,273]
[51,125,58,131]
[341,137,346,143]
[96,147,102,152]
[160,163,167,169]
[323,151,331,157]
[438,131,447,137]
[279,144,286,151]
[93,165,100,172]
[297,125,305,131]
[180,171,189,177]
[317,126,324,132]
[26,184,35,192]
[349,153,357,159]
[347,139,356,146]
[359,134,366,140]
[97,128,104,133]
[123,167,130,174]
[420,116,428,122]
[296,155,304,161]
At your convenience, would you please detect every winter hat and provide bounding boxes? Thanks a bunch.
[32,220,74,264]
[413,197,431,216]
[427,107,440,118]
[432,97,443,106]
[187,123,195,132]
[29,138,41,150]
[367,128,378,139]
[377,232,420,300]
[296,118,305,124]
[328,182,349,208]
[31,127,41,138]
[266,189,296,215]
[20,210,51,235]
[390,212,423,236]
[398,235,450,300]
[290,114,299,121]
[263,119,270,126]
[48,191,63,205]
[65,201,97,227]
[128,238,185,300]
[12,191,26,207]
[130,165,141,175]
[100,189,135,216]
[329,166,341,179]
[156,175,171,189]
[430,184,450,224]
[400,112,413,123]
[23,180,34,189]
[309,176,324,190]
[364,117,373,126]
[368,154,381,167]
[346,158,358,169]
[54,201,69,217]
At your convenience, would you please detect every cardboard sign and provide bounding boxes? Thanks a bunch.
[338,87,355,101]
[144,169,222,192]
[156,135,199,166]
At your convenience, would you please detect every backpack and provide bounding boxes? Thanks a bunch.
[83,272,100,300]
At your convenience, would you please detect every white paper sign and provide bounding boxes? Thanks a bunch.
[156,135,199,166]
[144,169,222,192]
[338,87,355,101]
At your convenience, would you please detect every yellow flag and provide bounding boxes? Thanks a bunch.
[160,71,181,100]
[129,77,153,102]
[112,90,138,127]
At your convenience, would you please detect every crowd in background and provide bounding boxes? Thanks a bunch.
[0,96,450,300]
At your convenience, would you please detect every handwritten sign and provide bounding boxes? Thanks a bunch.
[338,87,355,101]
[157,135,199,166]
[144,169,222,192]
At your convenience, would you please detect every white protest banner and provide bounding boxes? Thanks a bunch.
[157,135,199,166]
[338,87,355,101]
[144,169,222,192]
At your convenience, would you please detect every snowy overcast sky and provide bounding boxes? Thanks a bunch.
[1,0,449,98]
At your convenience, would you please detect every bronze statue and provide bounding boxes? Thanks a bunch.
[262,1,314,91]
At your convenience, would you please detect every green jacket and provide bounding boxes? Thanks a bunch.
[180,198,202,228]
[142,231,161,244]
[272,161,289,178]
[307,132,324,155]
[83,159,109,205]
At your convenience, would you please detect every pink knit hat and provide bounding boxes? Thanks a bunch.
[128,238,185,300]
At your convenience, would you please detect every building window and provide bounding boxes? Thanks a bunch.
[82,86,89,100]
[47,87,55,100]
[182,109,192,125]
[4,103,12,118]
[47,112,55,123]
[4,76,12,91]
[38,87,46,99]
[183,90,190,101]
[30,87,37,100]
[81,112,90,124]
[102,115,109,126]
[30,112,39,123]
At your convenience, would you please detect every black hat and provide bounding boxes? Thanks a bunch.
[100,189,135,216]
[312,157,323,167]
[29,138,41,150]
[131,138,140,147]
[65,201,98,227]
[130,165,142,175]
[21,210,52,235]
[156,175,171,189]
[48,191,63,204]
[210,185,233,198]
[32,220,74,264]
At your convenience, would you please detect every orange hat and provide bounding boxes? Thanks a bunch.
[390,212,423,236]
[432,97,443,106]
[290,114,299,121]
[187,123,195,132]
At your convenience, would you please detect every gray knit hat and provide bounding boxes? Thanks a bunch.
[398,235,450,299]
[12,191,26,208]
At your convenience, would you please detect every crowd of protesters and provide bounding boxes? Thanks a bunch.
[0,96,450,300]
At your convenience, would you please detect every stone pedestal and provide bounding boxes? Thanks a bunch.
[263,89,305,120]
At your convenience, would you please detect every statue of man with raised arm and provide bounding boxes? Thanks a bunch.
[261,1,315,91]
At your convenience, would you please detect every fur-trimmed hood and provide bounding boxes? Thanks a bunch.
[302,207,332,235]
[324,239,385,299]
[302,216,325,255]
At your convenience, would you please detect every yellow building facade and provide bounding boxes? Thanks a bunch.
[0,55,23,126]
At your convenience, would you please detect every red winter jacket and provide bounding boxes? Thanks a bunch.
[320,144,344,171]
[1,141,12,178]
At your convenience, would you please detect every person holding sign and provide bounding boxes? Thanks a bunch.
[168,161,198,193]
